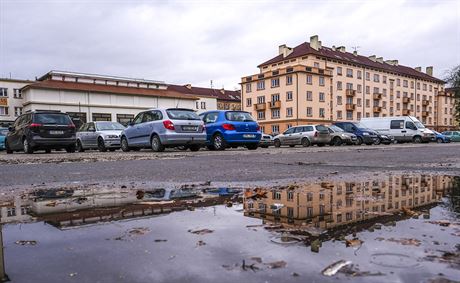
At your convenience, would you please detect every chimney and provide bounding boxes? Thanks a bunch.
[368,55,376,62]
[220,88,225,94]
[415,67,422,72]
[426,66,433,76]
[184,84,192,89]
[353,50,358,56]
[278,44,293,58]
[337,46,346,53]
[376,57,383,63]
[310,35,321,51]
[385,59,398,66]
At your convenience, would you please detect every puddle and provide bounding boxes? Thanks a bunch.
[0,174,459,282]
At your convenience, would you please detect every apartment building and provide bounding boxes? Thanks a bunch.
[241,35,453,134]
[437,87,458,131]
[0,78,33,126]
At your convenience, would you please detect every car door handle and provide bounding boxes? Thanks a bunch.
[401,130,406,133]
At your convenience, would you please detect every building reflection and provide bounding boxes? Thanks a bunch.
[243,175,456,229]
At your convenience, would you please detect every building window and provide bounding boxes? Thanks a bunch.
[337,67,342,76]
[410,81,414,89]
[0,88,7,97]
[319,108,325,118]
[116,114,134,126]
[357,98,362,106]
[337,96,342,105]
[271,109,280,119]
[245,83,252,93]
[271,78,280,88]
[319,92,325,102]
[346,111,353,120]
[366,72,370,81]
[257,81,265,90]
[306,91,313,101]
[357,70,362,79]
[271,125,280,134]
[306,107,312,117]
[286,91,293,101]
[366,86,370,94]
[337,81,342,90]
[196,102,199,109]
[306,75,312,85]
[246,98,252,107]
[383,76,387,84]
[403,80,408,87]
[314,62,320,68]
[366,99,370,107]
[286,75,293,85]
[257,96,265,104]
[67,112,87,128]
[257,111,265,120]
[0,106,9,116]
[14,107,23,117]
[337,110,342,119]
[357,84,362,93]
[7,207,16,217]
[423,84,427,91]
[373,74,379,82]
[13,89,22,98]
[396,78,400,86]
[429,85,432,92]
[286,107,293,117]
[92,113,112,122]
[357,112,361,120]
[200,102,206,109]
[346,68,353,78]
[373,87,379,94]
[319,76,325,86]
[271,94,280,102]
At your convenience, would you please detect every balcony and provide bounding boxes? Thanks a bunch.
[403,97,410,104]
[422,111,429,117]
[373,106,382,112]
[402,109,410,115]
[268,100,281,109]
[373,93,382,100]
[345,104,356,111]
[253,103,266,111]
[346,89,356,97]
[422,100,429,106]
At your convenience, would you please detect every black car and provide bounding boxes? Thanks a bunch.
[5,110,76,154]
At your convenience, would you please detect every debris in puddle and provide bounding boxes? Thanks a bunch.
[242,259,260,272]
[196,240,206,246]
[311,239,322,253]
[265,260,287,269]
[345,239,363,247]
[250,257,262,263]
[424,250,460,268]
[291,272,300,277]
[114,227,150,240]
[426,220,458,228]
[402,207,419,217]
[188,228,214,235]
[338,265,385,277]
[69,273,77,277]
[321,260,352,276]
[154,239,168,242]
[15,240,37,246]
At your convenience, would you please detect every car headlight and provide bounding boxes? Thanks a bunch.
[106,135,118,139]
[363,132,369,136]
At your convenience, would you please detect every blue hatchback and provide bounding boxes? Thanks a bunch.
[433,130,451,143]
[200,110,261,150]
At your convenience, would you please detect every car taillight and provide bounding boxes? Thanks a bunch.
[163,120,175,130]
[68,123,76,129]
[256,124,260,131]
[314,131,319,137]
[29,123,42,128]
[222,124,235,131]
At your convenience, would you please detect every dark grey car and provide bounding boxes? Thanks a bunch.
[328,125,358,146]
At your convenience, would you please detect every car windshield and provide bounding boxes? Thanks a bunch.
[356,122,370,130]
[34,113,71,125]
[166,109,201,120]
[0,129,8,136]
[96,122,125,131]
[225,111,254,122]
[414,121,425,129]
[329,125,344,132]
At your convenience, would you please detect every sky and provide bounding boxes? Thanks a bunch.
[0,0,459,90]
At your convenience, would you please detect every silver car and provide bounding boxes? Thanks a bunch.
[76,121,125,152]
[328,125,358,146]
[121,108,206,152]
[273,124,330,147]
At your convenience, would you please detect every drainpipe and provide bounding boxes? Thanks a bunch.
[362,67,366,118]
[295,72,299,126]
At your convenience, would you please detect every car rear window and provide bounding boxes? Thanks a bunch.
[225,111,254,122]
[166,109,201,120]
[34,113,71,125]
[315,125,329,132]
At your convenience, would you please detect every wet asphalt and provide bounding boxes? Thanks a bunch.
[0,143,459,189]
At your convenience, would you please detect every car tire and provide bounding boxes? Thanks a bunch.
[356,137,363,145]
[97,137,107,152]
[5,140,13,154]
[332,137,342,146]
[413,136,422,144]
[301,138,311,147]
[121,137,130,152]
[436,138,443,144]
[66,145,76,153]
[247,144,258,150]
[274,139,281,148]
[289,145,295,148]
[374,138,381,145]
[23,138,33,154]
[212,133,226,151]
[151,135,165,152]
[76,140,85,152]
[189,145,201,152]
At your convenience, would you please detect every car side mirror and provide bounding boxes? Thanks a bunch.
[351,127,356,131]
[8,126,14,132]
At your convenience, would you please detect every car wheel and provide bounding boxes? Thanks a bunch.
[212,133,226,151]
[332,137,342,146]
[274,139,281,148]
[5,140,13,154]
[189,145,201,152]
[413,136,422,144]
[436,138,443,144]
[374,138,381,145]
[356,137,363,145]
[23,138,34,154]
[247,144,258,150]
[121,137,130,152]
[66,145,76,153]
[76,140,85,152]
[45,149,51,154]
[301,138,311,147]
[97,137,107,152]
[151,135,165,152]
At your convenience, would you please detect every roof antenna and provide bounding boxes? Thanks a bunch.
[210,80,214,89]
[352,46,360,52]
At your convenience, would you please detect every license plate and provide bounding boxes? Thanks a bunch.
[49,130,64,135]
[243,134,256,138]
[182,126,198,131]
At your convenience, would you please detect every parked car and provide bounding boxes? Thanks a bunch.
[120,108,206,152]
[259,133,274,148]
[327,125,357,146]
[5,110,76,154]
[433,130,451,143]
[76,121,125,152]
[0,127,8,150]
[333,122,379,145]
[360,116,435,143]
[441,131,460,142]
[273,124,330,147]
[200,110,261,150]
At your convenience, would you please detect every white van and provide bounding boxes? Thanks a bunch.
[360,116,435,143]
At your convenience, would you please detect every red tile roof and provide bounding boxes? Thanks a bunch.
[258,42,444,84]
[22,80,197,100]
[167,84,241,102]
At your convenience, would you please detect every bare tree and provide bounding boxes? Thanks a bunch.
[445,65,460,126]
